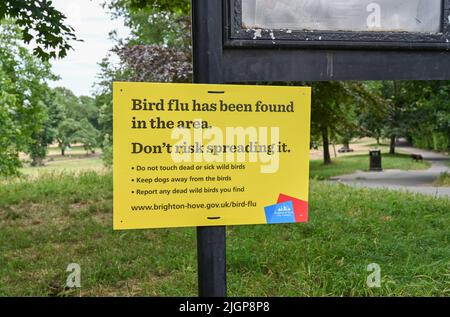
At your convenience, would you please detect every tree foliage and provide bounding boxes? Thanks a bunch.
[73,119,100,154]
[95,0,192,166]
[55,118,80,157]
[0,0,77,60]
[114,44,191,83]
[402,81,450,151]
[105,0,190,17]
[51,87,100,156]
[311,81,377,164]
[0,21,55,175]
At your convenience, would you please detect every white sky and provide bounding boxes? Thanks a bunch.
[48,0,130,97]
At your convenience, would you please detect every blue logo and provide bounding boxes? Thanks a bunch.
[264,201,296,224]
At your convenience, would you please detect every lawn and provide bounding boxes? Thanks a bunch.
[20,157,105,178]
[0,172,448,296]
[19,144,105,178]
[434,172,450,187]
[310,153,430,180]
[46,145,100,156]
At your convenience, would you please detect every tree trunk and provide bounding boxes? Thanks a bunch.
[61,147,65,156]
[322,127,332,165]
[342,140,351,151]
[389,135,396,154]
[376,137,380,145]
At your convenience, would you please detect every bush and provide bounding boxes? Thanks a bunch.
[412,132,449,152]
[432,133,449,152]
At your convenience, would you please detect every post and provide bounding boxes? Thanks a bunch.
[191,0,227,297]
[197,227,227,297]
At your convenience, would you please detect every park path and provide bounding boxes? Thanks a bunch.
[331,146,450,198]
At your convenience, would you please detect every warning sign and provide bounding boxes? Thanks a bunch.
[113,82,311,229]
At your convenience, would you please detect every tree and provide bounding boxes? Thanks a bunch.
[98,97,113,166]
[335,105,359,152]
[49,88,101,156]
[20,52,56,166]
[378,81,416,154]
[0,0,77,60]
[108,0,192,83]
[79,96,99,129]
[0,21,55,175]
[114,44,192,83]
[311,82,357,164]
[105,0,190,17]
[73,119,100,155]
[403,81,450,151]
[55,119,81,156]
[95,1,192,167]
[357,81,386,145]
[94,58,122,166]
[0,90,22,176]
[310,81,381,164]
[311,82,342,164]
[28,101,51,167]
[358,109,385,146]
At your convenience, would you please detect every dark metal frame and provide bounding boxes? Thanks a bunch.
[225,0,450,51]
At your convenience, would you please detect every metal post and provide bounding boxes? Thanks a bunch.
[191,0,227,297]
[197,226,227,297]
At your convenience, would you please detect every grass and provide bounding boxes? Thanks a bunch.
[20,156,105,178]
[366,143,390,148]
[47,146,100,156]
[16,144,105,179]
[0,172,448,296]
[434,172,450,187]
[310,153,430,180]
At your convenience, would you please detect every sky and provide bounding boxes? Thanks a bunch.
[48,0,130,97]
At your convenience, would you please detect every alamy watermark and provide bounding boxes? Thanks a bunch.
[66,263,81,288]
[170,125,284,174]
[366,263,381,288]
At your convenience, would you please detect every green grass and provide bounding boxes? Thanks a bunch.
[366,143,390,147]
[18,145,105,179]
[0,172,448,296]
[47,146,100,156]
[434,172,450,187]
[310,153,430,180]
[20,157,105,178]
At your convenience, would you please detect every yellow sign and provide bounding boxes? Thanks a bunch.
[113,82,311,230]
